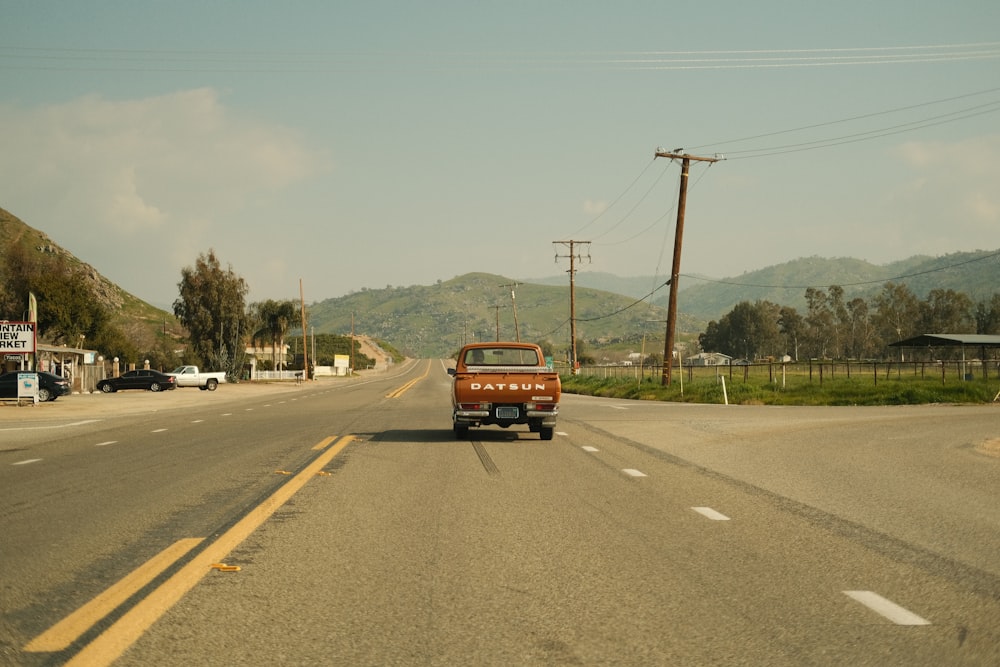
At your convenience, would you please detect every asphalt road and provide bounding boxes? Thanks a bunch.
[2,362,999,666]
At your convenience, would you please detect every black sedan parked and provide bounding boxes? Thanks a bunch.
[0,371,72,402]
[96,369,177,393]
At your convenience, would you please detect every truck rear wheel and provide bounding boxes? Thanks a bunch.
[539,427,554,441]
[206,378,218,391]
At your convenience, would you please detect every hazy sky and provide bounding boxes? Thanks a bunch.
[2,1,998,308]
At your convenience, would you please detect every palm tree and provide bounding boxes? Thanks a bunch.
[249,299,297,371]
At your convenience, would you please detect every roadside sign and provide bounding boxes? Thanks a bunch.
[18,372,39,404]
[5,354,23,362]
[1,322,36,354]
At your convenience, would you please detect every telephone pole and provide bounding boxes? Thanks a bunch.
[499,281,522,342]
[553,240,591,373]
[654,149,720,385]
[299,278,309,380]
[492,304,501,341]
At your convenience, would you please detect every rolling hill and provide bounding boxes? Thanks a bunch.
[4,206,997,360]
[526,250,1000,321]
[304,273,681,359]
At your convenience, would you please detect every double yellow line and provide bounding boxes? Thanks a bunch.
[25,435,355,666]
[384,360,431,398]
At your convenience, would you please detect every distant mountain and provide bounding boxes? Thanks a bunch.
[6,205,997,360]
[305,273,688,359]
[526,251,1000,322]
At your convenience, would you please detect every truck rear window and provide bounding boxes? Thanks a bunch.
[464,348,540,366]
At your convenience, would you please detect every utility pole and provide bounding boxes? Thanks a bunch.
[553,240,591,373]
[654,149,721,385]
[499,281,521,342]
[299,278,309,381]
[492,305,501,341]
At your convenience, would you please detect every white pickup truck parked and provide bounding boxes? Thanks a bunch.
[167,366,226,391]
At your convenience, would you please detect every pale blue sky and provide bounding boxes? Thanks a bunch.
[2,1,998,308]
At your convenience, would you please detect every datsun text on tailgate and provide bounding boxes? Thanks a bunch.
[448,342,561,440]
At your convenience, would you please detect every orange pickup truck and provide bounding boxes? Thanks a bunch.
[448,341,561,440]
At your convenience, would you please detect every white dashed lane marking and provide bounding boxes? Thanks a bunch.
[12,459,42,466]
[844,591,930,625]
[581,446,599,452]
[692,507,731,521]
[95,441,116,447]
[622,469,647,477]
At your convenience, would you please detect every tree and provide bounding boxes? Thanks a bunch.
[777,306,803,361]
[173,250,250,377]
[698,300,781,360]
[249,299,297,370]
[974,294,1000,334]
[845,297,875,359]
[1,244,114,347]
[802,288,834,359]
[871,282,921,357]
[918,288,974,333]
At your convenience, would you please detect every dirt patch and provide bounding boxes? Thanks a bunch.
[977,437,1000,458]
[355,336,393,369]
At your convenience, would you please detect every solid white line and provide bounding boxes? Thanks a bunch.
[843,591,930,625]
[622,468,647,477]
[13,459,42,466]
[581,446,599,452]
[692,507,730,521]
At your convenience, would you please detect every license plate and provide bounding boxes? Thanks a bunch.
[496,407,519,419]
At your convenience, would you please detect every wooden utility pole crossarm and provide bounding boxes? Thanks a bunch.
[654,150,721,386]
[553,240,591,373]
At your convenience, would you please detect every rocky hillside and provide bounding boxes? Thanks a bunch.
[0,207,184,352]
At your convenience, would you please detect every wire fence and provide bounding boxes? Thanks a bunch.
[574,359,1000,386]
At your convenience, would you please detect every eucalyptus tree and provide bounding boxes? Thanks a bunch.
[173,249,250,373]
[918,288,975,333]
[802,288,835,359]
[975,294,1000,334]
[870,282,921,355]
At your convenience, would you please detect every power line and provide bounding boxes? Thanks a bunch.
[722,102,1000,160]
[3,42,998,72]
[688,86,1000,151]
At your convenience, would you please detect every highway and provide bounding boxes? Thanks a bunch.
[2,360,999,665]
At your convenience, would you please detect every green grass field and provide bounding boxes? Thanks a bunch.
[563,361,1000,406]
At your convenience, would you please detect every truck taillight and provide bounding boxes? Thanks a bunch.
[526,402,556,411]
[460,402,488,410]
